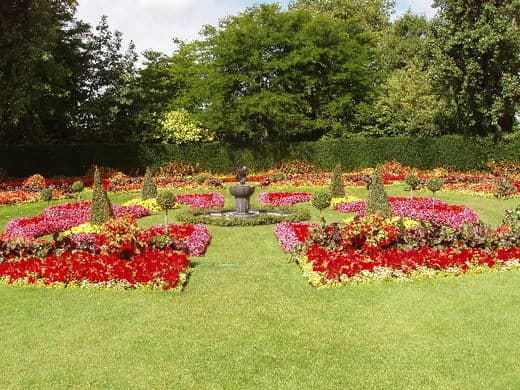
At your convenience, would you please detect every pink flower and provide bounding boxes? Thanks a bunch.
[175,193,225,209]
[333,197,478,228]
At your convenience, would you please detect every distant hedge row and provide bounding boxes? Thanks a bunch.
[1,135,518,177]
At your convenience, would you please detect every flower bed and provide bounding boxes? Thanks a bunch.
[275,216,520,287]
[334,197,479,228]
[274,221,318,253]
[175,193,225,209]
[5,201,150,239]
[258,191,312,206]
[0,249,190,290]
[0,219,211,290]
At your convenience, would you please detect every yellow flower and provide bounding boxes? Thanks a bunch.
[331,196,360,206]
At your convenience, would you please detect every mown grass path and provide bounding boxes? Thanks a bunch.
[1,188,520,389]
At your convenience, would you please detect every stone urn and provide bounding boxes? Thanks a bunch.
[229,184,255,214]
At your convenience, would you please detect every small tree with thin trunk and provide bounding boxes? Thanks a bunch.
[157,191,176,225]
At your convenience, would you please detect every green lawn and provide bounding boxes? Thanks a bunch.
[0,187,519,389]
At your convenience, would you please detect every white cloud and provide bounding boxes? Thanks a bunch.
[76,0,248,56]
[394,0,436,19]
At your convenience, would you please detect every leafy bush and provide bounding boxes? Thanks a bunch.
[311,191,332,214]
[141,167,157,200]
[147,110,213,144]
[24,174,46,191]
[427,178,444,196]
[89,167,114,225]
[329,164,345,197]
[40,188,52,203]
[502,205,520,233]
[366,167,393,217]
[405,173,421,191]
[157,191,176,224]
[494,177,516,199]
[71,180,85,193]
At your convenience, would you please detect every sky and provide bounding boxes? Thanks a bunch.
[76,0,436,57]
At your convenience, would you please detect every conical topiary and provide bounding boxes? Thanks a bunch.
[329,164,345,197]
[366,166,393,218]
[89,166,114,225]
[141,167,157,200]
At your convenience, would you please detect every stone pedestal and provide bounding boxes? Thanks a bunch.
[229,184,255,215]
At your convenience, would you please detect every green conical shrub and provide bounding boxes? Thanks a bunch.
[141,167,158,200]
[366,166,393,218]
[329,164,345,197]
[89,166,114,225]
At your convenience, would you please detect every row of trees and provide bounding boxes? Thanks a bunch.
[1,0,519,144]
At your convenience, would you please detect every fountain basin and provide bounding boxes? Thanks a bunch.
[229,184,255,214]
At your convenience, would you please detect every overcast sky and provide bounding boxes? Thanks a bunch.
[76,0,436,57]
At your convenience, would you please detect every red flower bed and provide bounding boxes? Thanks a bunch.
[0,219,212,290]
[334,197,479,228]
[0,248,190,290]
[275,217,520,287]
[175,193,225,209]
[258,191,312,206]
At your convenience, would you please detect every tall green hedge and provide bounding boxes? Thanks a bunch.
[1,135,518,177]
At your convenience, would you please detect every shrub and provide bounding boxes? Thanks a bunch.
[71,180,85,200]
[157,191,176,224]
[40,188,52,204]
[494,177,516,199]
[141,167,157,200]
[427,178,444,196]
[311,191,332,214]
[89,167,114,225]
[151,110,213,144]
[329,164,345,197]
[405,173,421,191]
[502,204,520,233]
[24,174,46,191]
[366,166,393,217]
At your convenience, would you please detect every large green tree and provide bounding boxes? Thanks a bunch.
[168,4,378,143]
[358,12,446,136]
[0,0,89,142]
[429,0,520,136]
[0,2,137,143]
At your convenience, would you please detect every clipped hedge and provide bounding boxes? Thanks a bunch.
[1,135,518,177]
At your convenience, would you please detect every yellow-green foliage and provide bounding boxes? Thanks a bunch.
[122,198,173,213]
[148,110,212,144]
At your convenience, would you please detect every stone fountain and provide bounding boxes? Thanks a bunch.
[182,166,301,224]
[229,166,255,216]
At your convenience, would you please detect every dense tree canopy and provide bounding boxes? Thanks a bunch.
[0,0,518,144]
[429,0,520,136]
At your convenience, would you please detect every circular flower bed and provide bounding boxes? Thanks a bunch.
[333,197,478,228]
